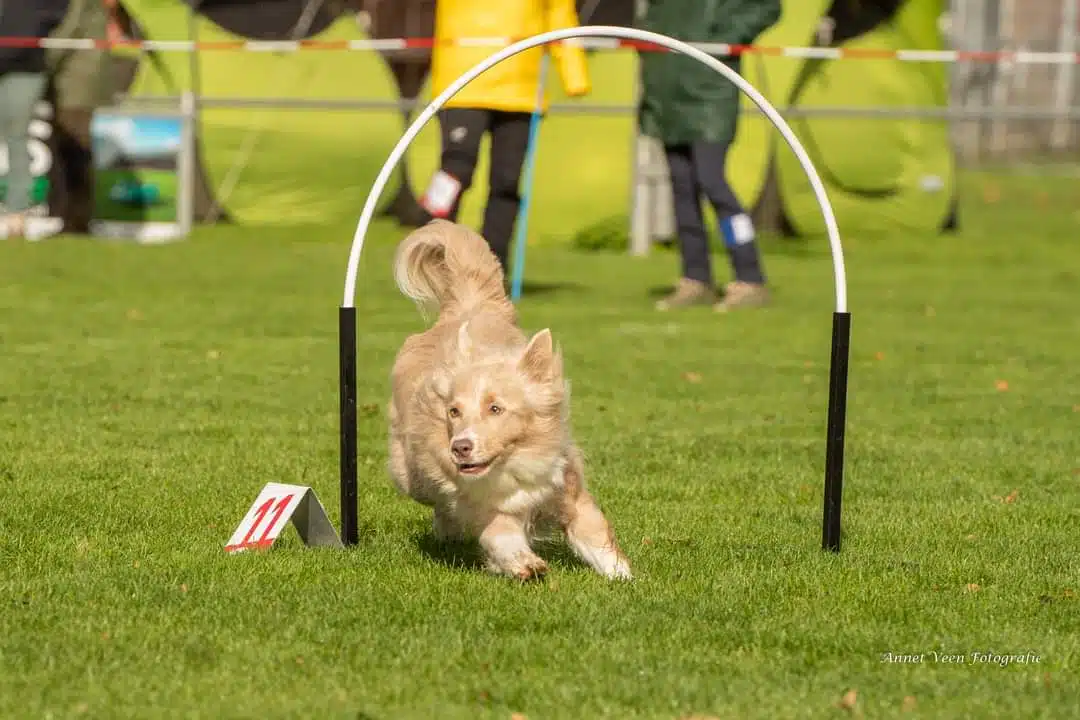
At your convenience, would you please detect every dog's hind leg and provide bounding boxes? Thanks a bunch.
[389,435,438,506]
[560,453,632,580]
[563,492,632,580]
[388,431,412,497]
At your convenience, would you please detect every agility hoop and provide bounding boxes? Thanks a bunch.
[338,25,852,553]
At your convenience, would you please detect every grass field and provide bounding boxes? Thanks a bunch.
[3,2,1079,715]
[2,159,1079,718]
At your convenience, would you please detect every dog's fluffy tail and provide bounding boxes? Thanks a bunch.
[393,219,511,319]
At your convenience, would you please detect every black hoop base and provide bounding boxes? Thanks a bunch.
[339,306,359,547]
[822,311,851,553]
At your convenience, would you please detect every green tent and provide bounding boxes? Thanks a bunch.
[731,0,957,237]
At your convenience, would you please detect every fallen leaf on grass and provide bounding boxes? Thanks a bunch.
[206,349,221,360]
[641,536,653,546]
[982,183,1001,204]
[992,489,1019,504]
[995,380,1009,392]
[101,632,110,641]
[360,403,380,417]
[874,351,885,361]
[965,583,981,593]
[180,583,189,593]
[837,689,859,713]
[804,360,814,368]
[683,371,702,384]
[1064,589,1075,599]
[295,656,304,665]
[511,714,528,720]
[1044,672,1053,689]
[1073,405,1079,413]
[965,534,977,541]
[902,696,917,712]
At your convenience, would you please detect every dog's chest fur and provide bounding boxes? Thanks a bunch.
[448,454,567,522]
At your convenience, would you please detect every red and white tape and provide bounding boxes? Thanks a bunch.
[1,35,1070,64]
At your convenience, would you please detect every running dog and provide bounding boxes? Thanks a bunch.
[387,220,632,581]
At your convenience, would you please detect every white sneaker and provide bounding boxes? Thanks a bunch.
[2,213,27,239]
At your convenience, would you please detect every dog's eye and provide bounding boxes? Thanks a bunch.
[488,404,503,416]
[447,407,461,419]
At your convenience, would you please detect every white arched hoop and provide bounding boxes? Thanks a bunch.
[342,26,847,314]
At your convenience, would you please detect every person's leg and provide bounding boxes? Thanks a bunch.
[54,106,96,235]
[691,140,769,310]
[421,107,489,221]
[0,72,48,236]
[655,143,718,310]
[483,111,532,273]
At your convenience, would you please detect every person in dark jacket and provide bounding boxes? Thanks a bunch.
[0,0,70,238]
[638,0,782,311]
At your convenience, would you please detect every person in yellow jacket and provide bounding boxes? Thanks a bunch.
[419,0,591,273]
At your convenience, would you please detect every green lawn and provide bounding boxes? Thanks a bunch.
[5,3,1074,716]
[1,161,1078,718]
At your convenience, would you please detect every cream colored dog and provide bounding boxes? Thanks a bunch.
[387,220,632,581]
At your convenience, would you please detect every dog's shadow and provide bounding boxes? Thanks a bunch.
[410,519,590,574]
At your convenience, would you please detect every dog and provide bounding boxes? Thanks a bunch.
[386,220,632,581]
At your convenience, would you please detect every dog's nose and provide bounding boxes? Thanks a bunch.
[451,438,474,459]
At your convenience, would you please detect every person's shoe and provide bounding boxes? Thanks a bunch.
[655,278,718,311]
[714,281,770,312]
[2,213,26,240]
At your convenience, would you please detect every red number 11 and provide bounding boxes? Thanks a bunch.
[239,494,295,547]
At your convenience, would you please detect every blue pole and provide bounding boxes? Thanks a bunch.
[510,53,551,302]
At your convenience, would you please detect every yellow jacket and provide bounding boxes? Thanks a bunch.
[430,0,591,113]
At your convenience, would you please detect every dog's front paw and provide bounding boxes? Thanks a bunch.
[605,554,633,581]
[487,553,549,582]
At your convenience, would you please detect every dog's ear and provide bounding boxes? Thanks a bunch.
[431,367,452,400]
[518,328,562,382]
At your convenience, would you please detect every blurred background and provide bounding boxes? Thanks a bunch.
[19,0,1080,246]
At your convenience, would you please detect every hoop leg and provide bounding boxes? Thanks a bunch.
[822,311,851,552]
[339,306,359,546]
